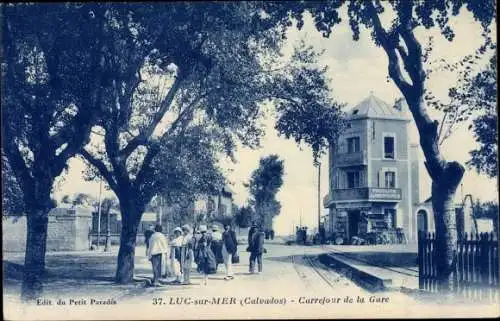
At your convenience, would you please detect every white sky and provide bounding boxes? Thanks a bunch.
[53,8,498,236]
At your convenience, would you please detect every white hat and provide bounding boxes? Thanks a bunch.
[173,227,182,233]
[181,224,192,232]
[211,224,219,231]
[198,225,207,232]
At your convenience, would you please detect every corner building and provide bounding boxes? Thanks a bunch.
[323,93,420,244]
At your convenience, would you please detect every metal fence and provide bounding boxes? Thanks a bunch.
[418,231,499,301]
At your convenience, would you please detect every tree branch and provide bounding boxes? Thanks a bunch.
[366,1,413,97]
[437,111,448,145]
[119,73,185,157]
[80,149,118,191]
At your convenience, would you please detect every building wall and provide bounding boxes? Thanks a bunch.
[367,119,409,161]
[368,118,413,240]
[194,193,233,217]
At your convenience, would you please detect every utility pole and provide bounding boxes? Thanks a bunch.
[156,194,163,225]
[317,162,321,233]
[104,195,111,252]
[96,179,103,251]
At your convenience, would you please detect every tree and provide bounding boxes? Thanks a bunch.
[60,195,72,204]
[423,47,497,178]
[73,193,96,207]
[2,3,109,300]
[234,205,253,229]
[2,150,24,215]
[79,3,342,283]
[472,200,499,237]
[461,54,497,178]
[262,0,496,292]
[248,155,284,231]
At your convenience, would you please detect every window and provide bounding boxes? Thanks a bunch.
[384,208,397,228]
[384,171,396,188]
[347,137,360,153]
[384,136,395,159]
[347,171,361,188]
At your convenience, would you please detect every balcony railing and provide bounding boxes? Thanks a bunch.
[332,187,402,202]
[334,150,368,167]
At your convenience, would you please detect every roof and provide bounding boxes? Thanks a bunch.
[346,93,411,121]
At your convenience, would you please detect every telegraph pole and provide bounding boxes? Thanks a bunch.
[317,162,321,232]
[104,194,111,252]
[96,179,103,251]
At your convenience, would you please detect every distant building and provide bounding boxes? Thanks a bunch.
[323,93,420,243]
[194,185,235,219]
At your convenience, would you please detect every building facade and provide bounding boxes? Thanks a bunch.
[323,93,420,244]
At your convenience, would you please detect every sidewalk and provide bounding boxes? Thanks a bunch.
[320,244,419,291]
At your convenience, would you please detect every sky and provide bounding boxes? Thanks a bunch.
[53,7,498,236]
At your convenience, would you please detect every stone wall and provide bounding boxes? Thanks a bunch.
[3,206,92,252]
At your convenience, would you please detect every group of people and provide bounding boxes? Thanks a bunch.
[295,226,309,245]
[144,223,238,287]
[144,221,268,287]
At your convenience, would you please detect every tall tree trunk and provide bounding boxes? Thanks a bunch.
[115,200,144,284]
[21,201,51,301]
[431,163,464,292]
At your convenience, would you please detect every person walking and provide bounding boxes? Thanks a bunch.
[146,224,168,286]
[195,225,216,286]
[249,225,265,274]
[221,223,237,280]
[209,224,224,270]
[181,224,195,285]
[170,227,184,284]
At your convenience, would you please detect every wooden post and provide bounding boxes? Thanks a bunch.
[418,231,423,290]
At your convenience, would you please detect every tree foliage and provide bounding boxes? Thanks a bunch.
[463,54,497,178]
[234,205,254,229]
[2,151,24,215]
[248,155,284,229]
[3,3,107,205]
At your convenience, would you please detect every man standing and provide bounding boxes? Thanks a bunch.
[247,222,257,250]
[249,225,265,274]
[147,224,168,286]
[144,225,155,255]
[221,223,237,280]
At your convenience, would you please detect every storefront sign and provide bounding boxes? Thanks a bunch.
[368,188,402,200]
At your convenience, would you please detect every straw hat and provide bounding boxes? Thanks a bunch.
[173,227,182,233]
[198,225,207,233]
[211,224,219,231]
[181,224,192,232]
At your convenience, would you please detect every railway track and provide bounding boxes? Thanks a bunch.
[291,253,338,289]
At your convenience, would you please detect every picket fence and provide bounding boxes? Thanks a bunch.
[418,231,499,301]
